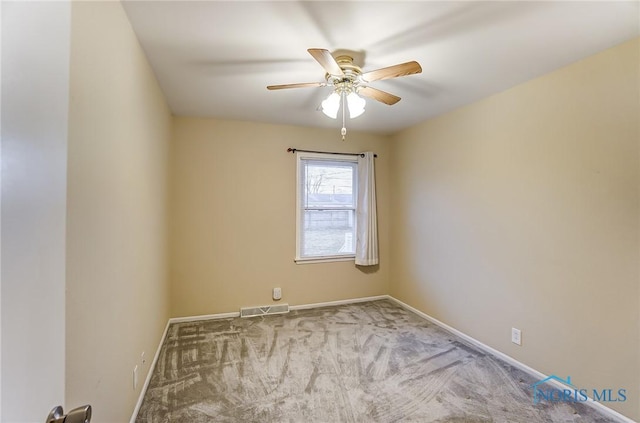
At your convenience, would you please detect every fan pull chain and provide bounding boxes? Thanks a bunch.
[341,91,347,141]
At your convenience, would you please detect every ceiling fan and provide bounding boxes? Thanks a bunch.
[267,48,422,139]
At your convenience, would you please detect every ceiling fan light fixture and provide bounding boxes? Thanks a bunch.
[347,92,365,119]
[321,92,340,119]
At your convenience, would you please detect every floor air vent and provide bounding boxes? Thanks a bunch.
[240,304,290,318]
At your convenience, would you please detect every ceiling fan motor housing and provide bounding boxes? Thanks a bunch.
[327,53,363,94]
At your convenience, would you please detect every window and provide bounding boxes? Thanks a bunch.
[296,152,357,263]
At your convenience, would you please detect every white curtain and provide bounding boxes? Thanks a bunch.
[355,152,379,266]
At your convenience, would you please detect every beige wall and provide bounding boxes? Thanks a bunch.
[1,2,70,421]
[170,118,390,317]
[389,38,640,420]
[66,2,171,422]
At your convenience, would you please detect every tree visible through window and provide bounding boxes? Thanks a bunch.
[296,153,357,261]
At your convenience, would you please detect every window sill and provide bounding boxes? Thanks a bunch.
[294,256,355,265]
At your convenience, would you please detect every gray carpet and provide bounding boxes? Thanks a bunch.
[135,300,620,422]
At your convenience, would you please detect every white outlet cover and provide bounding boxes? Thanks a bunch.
[511,328,522,346]
[273,287,282,300]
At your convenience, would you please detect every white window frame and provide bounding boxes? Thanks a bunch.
[295,152,358,264]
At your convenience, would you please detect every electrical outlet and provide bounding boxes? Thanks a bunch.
[141,351,146,366]
[511,328,522,346]
[133,365,139,390]
[273,287,282,301]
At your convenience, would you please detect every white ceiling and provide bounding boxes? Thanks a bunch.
[122,1,639,135]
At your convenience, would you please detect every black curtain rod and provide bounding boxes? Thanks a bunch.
[287,148,377,158]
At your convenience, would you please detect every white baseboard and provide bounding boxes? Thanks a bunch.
[169,310,240,323]
[386,296,637,423]
[130,295,636,423]
[167,295,389,324]
[129,319,171,423]
[289,295,388,311]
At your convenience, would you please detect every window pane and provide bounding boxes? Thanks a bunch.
[301,210,355,257]
[303,161,355,208]
[297,156,357,261]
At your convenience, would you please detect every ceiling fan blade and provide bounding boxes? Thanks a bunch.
[267,82,326,90]
[307,48,344,77]
[361,61,422,82]
[358,86,401,105]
